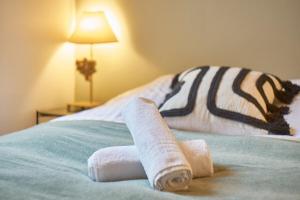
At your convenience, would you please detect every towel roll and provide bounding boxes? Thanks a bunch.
[88,140,213,182]
[122,97,192,191]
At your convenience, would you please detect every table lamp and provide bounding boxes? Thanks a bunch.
[69,11,117,106]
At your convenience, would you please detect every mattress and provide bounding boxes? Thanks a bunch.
[0,120,299,200]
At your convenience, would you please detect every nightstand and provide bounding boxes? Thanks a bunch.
[36,108,73,124]
[67,101,101,112]
[36,102,102,124]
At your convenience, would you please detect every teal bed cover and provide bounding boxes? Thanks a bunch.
[0,120,299,200]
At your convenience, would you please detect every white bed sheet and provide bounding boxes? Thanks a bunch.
[54,78,300,140]
[55,75,174,123]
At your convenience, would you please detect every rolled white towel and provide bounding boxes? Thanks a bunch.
[122,97,192,191]
[88,140,213,182]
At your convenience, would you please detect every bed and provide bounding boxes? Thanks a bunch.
[0,76,300,200]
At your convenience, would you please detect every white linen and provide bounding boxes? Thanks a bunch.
[122,97,192,192]
[55,75,173,123]
[54,78,300,140]
[88,146,145,181]
[87,140,213,182]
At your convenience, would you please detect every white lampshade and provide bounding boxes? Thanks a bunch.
[69,11,117,44]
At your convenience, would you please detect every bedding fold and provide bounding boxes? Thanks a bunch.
[122,97,192,191]
[88,140,213,182]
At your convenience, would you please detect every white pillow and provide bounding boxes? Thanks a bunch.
[159,66,300,135]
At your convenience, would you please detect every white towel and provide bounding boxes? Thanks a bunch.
[88,140,213,182]
[122,97,192,191]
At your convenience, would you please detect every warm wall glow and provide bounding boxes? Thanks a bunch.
[103,11,122,41]
[0,0,75,134]
[74,0,163,103]
[31,42,75,101]
[74,0,300,104]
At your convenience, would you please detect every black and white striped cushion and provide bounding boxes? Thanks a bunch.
[159,66,300,135]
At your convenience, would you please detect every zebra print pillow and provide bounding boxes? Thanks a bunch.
[159,66,300,135]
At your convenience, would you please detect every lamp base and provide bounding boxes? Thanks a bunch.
[67,101,101,112]
[75,57,97,103]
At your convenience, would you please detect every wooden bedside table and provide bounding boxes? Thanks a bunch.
[67,101,101,112]
[36,102,102,124]
[36,108,73,124]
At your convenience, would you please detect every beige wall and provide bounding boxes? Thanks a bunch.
[0,0,75,135]
[75,0,300,103]
[1,0,298,134]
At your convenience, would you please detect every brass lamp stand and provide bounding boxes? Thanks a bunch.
[75,44,96,103]
[67,45,100,112]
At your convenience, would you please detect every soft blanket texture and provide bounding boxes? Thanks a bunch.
[88,140,213,182]
[0,120,300,200]
[122,98,192,191]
